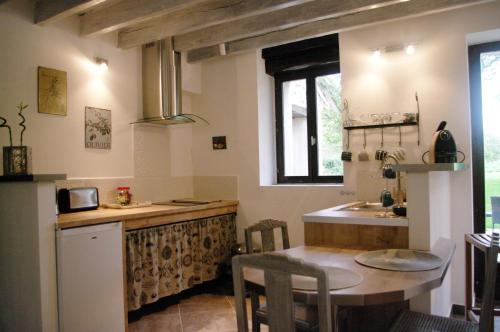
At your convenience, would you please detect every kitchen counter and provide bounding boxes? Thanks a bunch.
[303,202,409,250]
[57,200,239,230]
[302,202,409,227]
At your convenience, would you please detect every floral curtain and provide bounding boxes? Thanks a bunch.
[126,213,236,311]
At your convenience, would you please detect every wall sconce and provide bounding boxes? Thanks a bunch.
[405,44,416,55]
[95,57,109,72]
[372,49,382,59]
[371,42,419,57]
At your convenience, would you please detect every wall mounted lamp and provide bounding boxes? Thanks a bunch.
[95,57,109,72]
[371,42,419,58]
[405,44,416,55]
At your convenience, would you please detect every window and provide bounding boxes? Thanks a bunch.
[275,64,342,183]
[263,34,343,184]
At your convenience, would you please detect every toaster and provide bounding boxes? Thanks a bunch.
[57,187,99,213]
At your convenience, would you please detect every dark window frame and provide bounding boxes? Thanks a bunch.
[468,40,500,300]
[275,62,343,184]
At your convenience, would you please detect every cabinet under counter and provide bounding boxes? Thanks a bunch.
[56,200,238,322]
[126,213,236,311]
[304,222,409,250]
[303,202,408,250]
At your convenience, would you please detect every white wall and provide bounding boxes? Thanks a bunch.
[0,1,194,202]
[189,2,500,307]
[0,1,139,177]
[191,53,357,249]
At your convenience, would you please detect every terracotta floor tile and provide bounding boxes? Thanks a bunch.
[180,294,233,314]
[181,310,237,332]
[227,295,266,312]
[129,311,182,332]
[148,312,183,332]
[161,304,181,316]
[226,296,270,332]
[128,293,268,331]
[128,318,151,332]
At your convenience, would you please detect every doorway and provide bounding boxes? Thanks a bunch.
[469,40,500,298]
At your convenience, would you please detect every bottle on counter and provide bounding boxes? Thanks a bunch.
[116,187,132,205]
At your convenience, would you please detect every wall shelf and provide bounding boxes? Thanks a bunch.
[343,121,418,131]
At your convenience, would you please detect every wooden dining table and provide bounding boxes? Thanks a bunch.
[243,238,455,331]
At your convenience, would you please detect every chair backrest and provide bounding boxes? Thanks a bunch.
[467,233,499,332]
[245,219,290,254]
[232,253,332,332]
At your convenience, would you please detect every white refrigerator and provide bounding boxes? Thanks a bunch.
[57,222,126,332]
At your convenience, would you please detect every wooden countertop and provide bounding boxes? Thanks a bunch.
[57,200,239,230]
[244,238,455,306]
[303,201,408,227]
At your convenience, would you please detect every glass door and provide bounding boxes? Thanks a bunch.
[469,40,500,299]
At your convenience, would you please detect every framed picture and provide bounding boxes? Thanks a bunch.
[212,136,227,150]
[38,66,67,116]
[85,107,111,149]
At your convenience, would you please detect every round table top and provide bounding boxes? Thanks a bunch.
[292,266,363,291]
[243,238,455,306]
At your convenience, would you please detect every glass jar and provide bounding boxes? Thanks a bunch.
[116,186,132,205]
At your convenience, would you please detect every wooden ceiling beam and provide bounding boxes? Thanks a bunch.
[81,0,209,37]
[187,0,493,62]
[34,0,108,25]
[116,0,314,49]
[174,0,401,52]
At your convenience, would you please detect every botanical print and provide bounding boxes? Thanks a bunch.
[85,107,111,149]
[38,67,67,116]
[126,214,237,311]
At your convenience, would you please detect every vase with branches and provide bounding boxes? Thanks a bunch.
[2,102,32,175]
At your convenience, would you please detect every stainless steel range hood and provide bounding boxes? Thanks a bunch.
[132,37,208,125]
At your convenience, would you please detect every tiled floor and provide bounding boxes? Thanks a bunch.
[129,292,500,332]
[128,294,265,332]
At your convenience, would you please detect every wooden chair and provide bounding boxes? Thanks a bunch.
[232,253,332,332]
[245,219,290,254]
[390,233,499,332]
[245,219,294,331]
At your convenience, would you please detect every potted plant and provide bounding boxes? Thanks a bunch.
[1,102,32,175]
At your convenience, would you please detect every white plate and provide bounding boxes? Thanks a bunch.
[354,249,443,272]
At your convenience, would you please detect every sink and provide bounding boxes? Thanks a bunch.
[341,202,387,212]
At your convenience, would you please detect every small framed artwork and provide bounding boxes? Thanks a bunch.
[212,136,227,150]
[38,66,67,116]
[85,107,111,149]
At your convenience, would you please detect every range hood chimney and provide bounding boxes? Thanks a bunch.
[133,37,208,125]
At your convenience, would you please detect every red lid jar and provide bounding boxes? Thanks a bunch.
[116,187,132,205]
